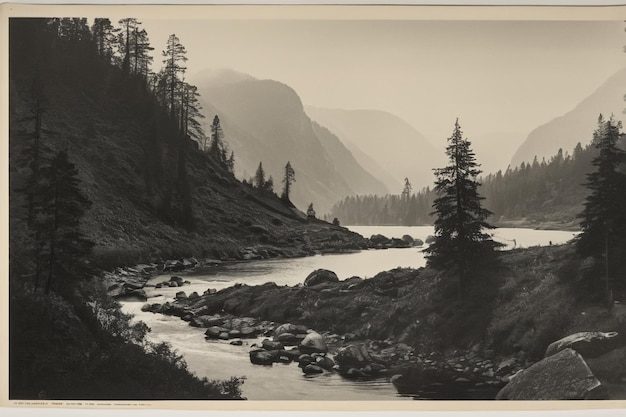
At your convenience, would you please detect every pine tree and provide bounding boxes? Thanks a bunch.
[209,115,225,163]
[401,177,412,201]
[424,119,500,294]
[179,82,204,141]
[117,18,140,73]
[91,18,119,64]
[281,161,296,202]
[132,27,154,78]
[576,115,626,293]
[161,34,187,118]
[254,162,266,189]
[33,151,94,295]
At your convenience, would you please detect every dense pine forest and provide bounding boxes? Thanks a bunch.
[329,134,625,228]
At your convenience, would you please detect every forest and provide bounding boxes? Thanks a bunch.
[328,135,624,228]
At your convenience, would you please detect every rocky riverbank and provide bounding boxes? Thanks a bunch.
[109,243,626,399]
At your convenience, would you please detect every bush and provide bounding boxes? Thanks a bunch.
[9,281,245,400]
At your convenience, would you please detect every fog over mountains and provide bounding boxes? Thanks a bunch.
[305,106,443,193]
[511,68,626,168]
[190,67,625,214]
[192,69,388,213]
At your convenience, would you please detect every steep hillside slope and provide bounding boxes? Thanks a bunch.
[305,106,443,192]
[192,69,388,213]
[511,68,626,167]
[9,26,364,270]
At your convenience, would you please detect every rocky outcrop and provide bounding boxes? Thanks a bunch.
[544,331,623,359]
[496,348,608,400]
[367,234,411,249]
[304,269,339,287]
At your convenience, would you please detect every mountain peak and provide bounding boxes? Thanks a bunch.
[510,67,626,168]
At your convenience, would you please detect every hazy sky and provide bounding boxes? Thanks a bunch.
[141,17,625,143]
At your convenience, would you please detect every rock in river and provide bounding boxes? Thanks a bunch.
[299,331,328,354]
[250,349,274,366]
[335,344,372,372]
[303,364,324,374]
[495,348,608,400]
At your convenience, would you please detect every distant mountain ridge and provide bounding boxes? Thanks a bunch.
[192,69,388,213]
[511,68,626,168]
[305,106,443,193]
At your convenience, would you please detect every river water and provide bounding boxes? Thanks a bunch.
[120,226,577,400]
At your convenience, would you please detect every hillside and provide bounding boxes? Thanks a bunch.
[192,69,388,214]
[305,106,443,192]
[9,22,365,272]
[511,68,626,168]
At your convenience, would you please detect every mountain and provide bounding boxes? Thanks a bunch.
[192,69,389,214]
[511,68,626,168]
[305,106,443,193]
[472,131,527,175]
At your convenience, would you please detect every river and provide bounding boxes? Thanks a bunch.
[120,225,577,400]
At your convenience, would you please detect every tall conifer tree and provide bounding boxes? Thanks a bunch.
[576,115,626,293]
[424,119,499,294]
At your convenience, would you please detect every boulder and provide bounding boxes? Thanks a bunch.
[315,356,335,371]
[276,332,299,345]
[297,354,314,367]
[495,348,608,400]
[273,323,308,338]
[262,339,284,351]
[282,349,303,361]
[230,339,243,346]
[335,344,372,371]
[545,331,623,359]
[346,368,367,378]
[175,291,187,300]
[303,364,324,374]
[218,332,230,340]
[304,269,339,287]
[229,329,242,338]
[191,315,224,328]
[369,234,389,245]
[113,289,147,302]
[401,234,414,245]
[170,276,184,286]
[240,327,257,338]
[250,349,274,366]
[204,326,223,339]
[277,355,292,364]
[299,331,328,354]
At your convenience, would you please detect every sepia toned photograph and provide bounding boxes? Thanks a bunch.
[4,3,626,408]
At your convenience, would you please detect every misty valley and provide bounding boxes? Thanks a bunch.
[7,13,626,403]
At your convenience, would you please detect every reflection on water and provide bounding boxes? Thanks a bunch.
[122,226,576,400]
